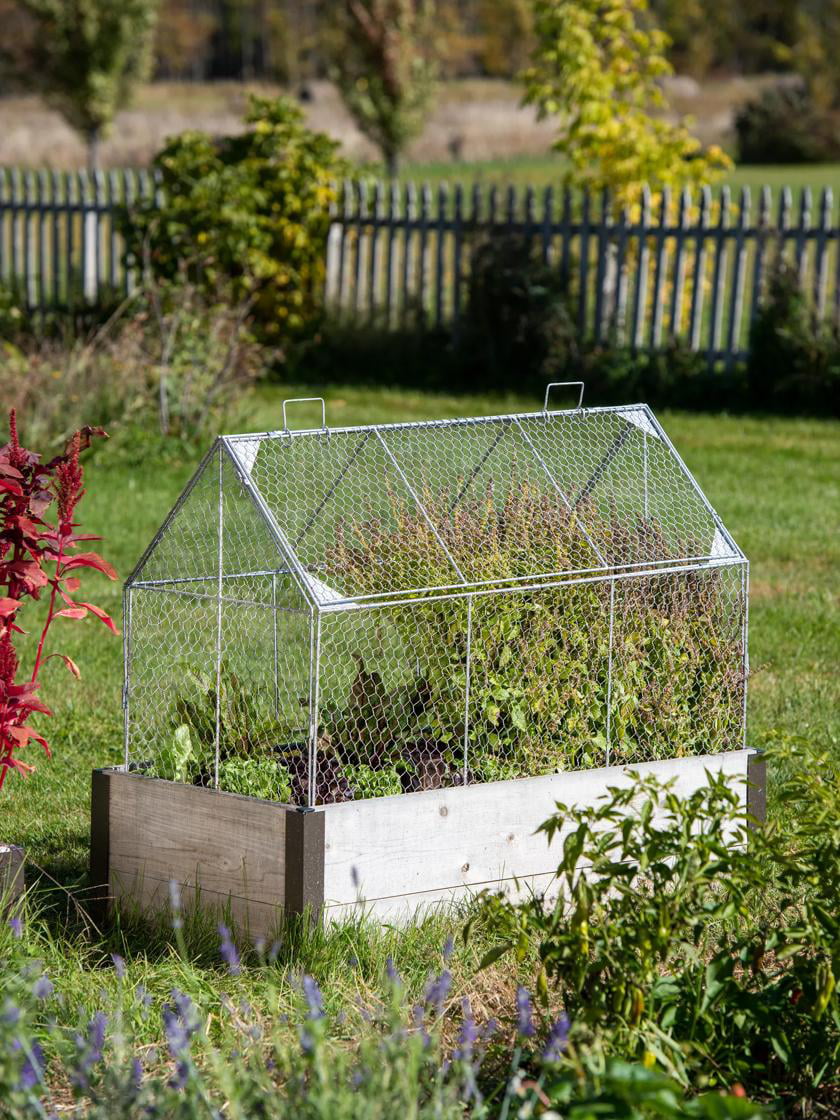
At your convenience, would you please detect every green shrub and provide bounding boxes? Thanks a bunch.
[457,232,580,389]
[126,96,345,341]
[748,260,840,414]
[473,737,840,1104]
[735,83,840,165]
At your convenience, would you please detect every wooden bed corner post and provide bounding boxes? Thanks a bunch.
[89,767,115,926]
[284,807,325,922]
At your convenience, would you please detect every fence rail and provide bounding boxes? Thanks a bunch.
[1,167,839,368]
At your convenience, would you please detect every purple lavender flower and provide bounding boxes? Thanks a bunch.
[131,1057,143,1090]
[218,924,241,976]
[111,954,126,980]
[385,956,401,986]
[515,986,535,1038]
[453,999,479,1062]
[302,975,324,1021]
[163,990,198,1065]
[443,934,455,962]
[169,1060,190,1091]
[423,969,452,1014]
[8,916,22,938]
[87,1011,107,1059]
[71,1011,108,1087]
[33,975,53,1001]
[168,880,182,931]
[18,1041,45,1091]
[2,1000,21,1026]
[542,1013,570,1062]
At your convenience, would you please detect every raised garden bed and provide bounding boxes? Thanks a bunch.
[90,749,765,934]
[99,392,756,933]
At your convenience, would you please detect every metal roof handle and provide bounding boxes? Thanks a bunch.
[543,382,584,412]
[282,397,327,434]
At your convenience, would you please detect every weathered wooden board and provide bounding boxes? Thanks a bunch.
[322,749,756,921]
[104,770,289,939]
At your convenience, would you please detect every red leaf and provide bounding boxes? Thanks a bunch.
[46,653,81,679]
[0,462,23,479]
[64,577,81,592]
[0,479,23,495]
[61,552,117,580]
[0,597,21,618]
[78,601,120,635]
[55,606,88,620]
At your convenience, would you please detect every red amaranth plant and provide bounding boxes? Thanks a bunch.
[0,412,117,789]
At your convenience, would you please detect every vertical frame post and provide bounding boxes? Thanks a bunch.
[463,595,474,785]
[605,579,616,768]
[307,610,322,809]
[272,573,279,717]
[642,430,649,521]
[122,585,132,769]
[748,564,752,748]
[213,450,224,789]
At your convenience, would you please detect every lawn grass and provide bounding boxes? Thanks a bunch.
[3,383,836,876]
[0,383,837,1047]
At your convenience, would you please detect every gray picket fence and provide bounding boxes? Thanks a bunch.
[0,168,157,310]
[2,167,840,367]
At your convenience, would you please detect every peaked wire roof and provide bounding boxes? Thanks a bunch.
[211,401,745,609]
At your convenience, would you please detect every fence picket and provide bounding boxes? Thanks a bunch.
[650,188,669,348]
[434,183,446,328]
[814,188,831,317]
[418,183,431,321]
[540,185,553,267]
[613,202,630,344]
[385,180,398,328]
[593,188,610,342]
[726,188,750,366]
[708,186,730,361]
[796,188,811,285]
[37,169,47,313]
[748,185,771,326]
[402,182,416,326]
[452,183,464,325]
[578,189,591,335]
[368,180,382,324]
[631,187,651,351]
[668,188,690,338]
[689,187,711,352]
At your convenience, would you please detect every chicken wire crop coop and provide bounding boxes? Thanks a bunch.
[123,389,748,810]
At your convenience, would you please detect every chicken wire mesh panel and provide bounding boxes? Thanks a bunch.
[517,409,739,569]
[465,582,613,782]
[607,563,747,766]
[125,583,218,777]
[312,599,470,805]
[373,419,601,586]
[126,575,311,800]
[235,430,465,602]
[132,445,223,585]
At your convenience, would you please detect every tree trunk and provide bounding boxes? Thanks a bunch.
[87,127,100,172]
[385,148,399,178]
